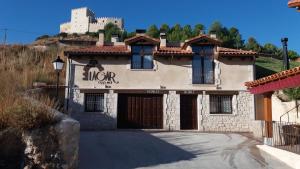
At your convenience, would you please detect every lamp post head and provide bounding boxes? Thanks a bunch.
[281,37,288,44]
[52,56,64,71]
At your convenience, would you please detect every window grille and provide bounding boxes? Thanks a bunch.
[210,95,232,114]
[85,93,104,112]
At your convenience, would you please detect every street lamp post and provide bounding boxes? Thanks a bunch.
[52,56,64,100]
[281,38,290,70]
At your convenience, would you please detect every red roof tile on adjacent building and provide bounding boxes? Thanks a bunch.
[288,0,300,8]
[124,34,160,45]
[65,46,130,55]
[182,35,222,49]
[218,47,257,56]
[154,47,193,56]
[245,66,300,88]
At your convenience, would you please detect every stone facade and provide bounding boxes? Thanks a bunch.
[200,91,254,132]
[164,91,180,130]
[60,7,123,34]
[65,33,257,132]
[70,89,118,130]
[69,90,254,132]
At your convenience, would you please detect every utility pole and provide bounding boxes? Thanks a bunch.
[3,28,7,45]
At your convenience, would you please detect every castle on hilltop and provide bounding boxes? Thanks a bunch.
[60,7,124,34]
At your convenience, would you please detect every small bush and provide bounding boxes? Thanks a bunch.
[58,32,68,38]
[1,97,58,131]
[36,35,50,41]
[72,33,79,37]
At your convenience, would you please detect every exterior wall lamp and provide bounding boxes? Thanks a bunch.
[52,56,64,100]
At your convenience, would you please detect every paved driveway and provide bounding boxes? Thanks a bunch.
[79,131,291,169]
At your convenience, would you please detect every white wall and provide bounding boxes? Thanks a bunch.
[272,95,300,123]
[69,56,254,91]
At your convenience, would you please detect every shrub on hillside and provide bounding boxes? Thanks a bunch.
[0,97,59,131]
[36,35,50,41]
[58,32,68,38]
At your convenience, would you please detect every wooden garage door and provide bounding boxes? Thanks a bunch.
[180,95,198,130]
[117,94,163,129]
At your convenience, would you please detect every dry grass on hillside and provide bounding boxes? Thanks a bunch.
[0,45,66,131]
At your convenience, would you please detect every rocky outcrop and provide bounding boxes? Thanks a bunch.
[0,128,24,169]
[22,110,80,169]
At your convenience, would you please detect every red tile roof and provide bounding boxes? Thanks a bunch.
[182,35,222,49]
[288,0,300,8]
[124,34,160,45]
[245,66,300,88]
[218,47,257,56]
[65,46,130,55]
[154,47,193,56]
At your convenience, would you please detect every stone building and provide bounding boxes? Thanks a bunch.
[60,7,124,34]
[64,30,257,131]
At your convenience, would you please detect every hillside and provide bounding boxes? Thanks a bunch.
[255,56,300,79]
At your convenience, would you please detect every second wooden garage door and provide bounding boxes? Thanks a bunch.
[180,95,198,130]
[117,94,163,129]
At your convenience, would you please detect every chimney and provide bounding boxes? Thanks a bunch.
[210,33,217,39]
[96,30,104,46]
[281,37,290,70]
[160,32,167,47]
[111,34,119,43]
[136,29,146,35]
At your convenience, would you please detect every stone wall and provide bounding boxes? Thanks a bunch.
[71,89,118,130]
[70,89,255,132]
[163,91,180,130]
[201,91,254,132]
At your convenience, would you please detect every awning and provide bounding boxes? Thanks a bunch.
[245,66,300,94]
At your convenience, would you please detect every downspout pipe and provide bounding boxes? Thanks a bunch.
[66,54,72,113]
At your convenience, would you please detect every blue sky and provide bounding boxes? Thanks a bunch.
[0,0,299,53]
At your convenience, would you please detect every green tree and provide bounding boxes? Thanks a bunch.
[288,50,299,60]
[168,24,183,42]
[193,24,205,36]
[208,21,236,48]
[146,25,160,38]
[160,24,170,33]
[284,88,300,100]
[182,25,193,41]
[262,43,278,54]
[208,21,223,35]
[245,37,262,52]
[104,23,122,42]
[126,32,136,38]
[228,27,244,49]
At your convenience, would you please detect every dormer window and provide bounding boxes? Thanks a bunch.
[131,45,154,69]
[192,46,214,84]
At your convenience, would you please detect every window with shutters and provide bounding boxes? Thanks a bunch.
[85,93,104,112]
[210,95,232,114]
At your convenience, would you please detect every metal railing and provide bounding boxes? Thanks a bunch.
[263,121,300,155]
[280,103,300,123]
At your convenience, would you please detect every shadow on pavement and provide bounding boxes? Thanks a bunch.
[79,131,213,169]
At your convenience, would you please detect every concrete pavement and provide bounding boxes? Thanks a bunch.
[79,131,291,169]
